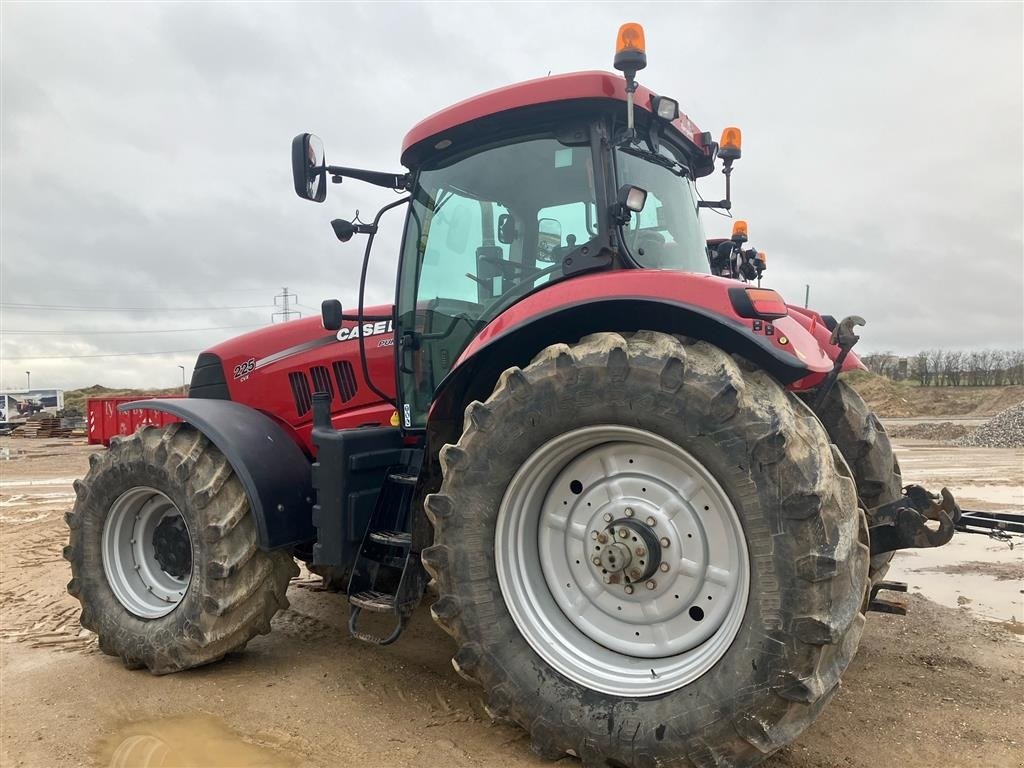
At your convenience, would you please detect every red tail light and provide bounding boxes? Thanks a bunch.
[729,287,789,320]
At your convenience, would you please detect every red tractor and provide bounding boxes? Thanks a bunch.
[65,25,960,767]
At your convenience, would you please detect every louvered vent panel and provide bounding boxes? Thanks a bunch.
[309,365,334,399]
[288,371,313,416]
[332,361,359,403]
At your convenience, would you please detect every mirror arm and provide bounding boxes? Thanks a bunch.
[324,165,411,191]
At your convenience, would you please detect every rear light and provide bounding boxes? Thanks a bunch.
[729,287,789,320]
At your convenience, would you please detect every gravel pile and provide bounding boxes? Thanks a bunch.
[956,401,1024,448]
[888,422,971,441]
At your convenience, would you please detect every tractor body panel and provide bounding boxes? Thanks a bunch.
[196,308,398,455]
[401,70,708,168]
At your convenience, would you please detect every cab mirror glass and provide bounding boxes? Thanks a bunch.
[538,217,562,260]
[291,133,326,202]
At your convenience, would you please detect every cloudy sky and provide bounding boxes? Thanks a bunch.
[2,2,1021,391]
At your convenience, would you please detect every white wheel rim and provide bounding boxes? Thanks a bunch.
[102,486,192,619]
[495,425,750,697]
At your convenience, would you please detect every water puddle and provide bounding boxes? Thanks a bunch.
[888,534,1024,632]
[99,715,297,768]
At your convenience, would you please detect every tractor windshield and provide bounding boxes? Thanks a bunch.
[614,144,710,274]
[396,136,598,427]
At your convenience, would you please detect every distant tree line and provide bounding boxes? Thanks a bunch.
[861,349,1024,386]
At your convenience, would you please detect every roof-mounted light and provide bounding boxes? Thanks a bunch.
[731,220,748,242]
[651,95,679,121]
[719,126,742,161]
[614,23,647,74]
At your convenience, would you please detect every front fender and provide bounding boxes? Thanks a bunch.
[119,399,314,550]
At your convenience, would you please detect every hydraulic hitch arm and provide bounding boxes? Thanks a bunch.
[868,485,960,557]
[812,315,865,410]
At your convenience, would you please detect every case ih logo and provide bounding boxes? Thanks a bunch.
[336,320,393,342]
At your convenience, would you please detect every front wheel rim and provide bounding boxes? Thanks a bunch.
[494,425,750,697]
[101,486,192,619]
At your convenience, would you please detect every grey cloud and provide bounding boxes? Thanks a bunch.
[2,2,1021,390]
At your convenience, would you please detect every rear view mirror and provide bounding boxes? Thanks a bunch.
[291,133,327,202]
[537,217,562,260]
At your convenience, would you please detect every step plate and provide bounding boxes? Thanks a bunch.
[349,590,396,613]
[369,530,412,547]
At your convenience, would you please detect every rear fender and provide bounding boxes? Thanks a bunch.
[119,399,314,550]
[429,275,834,444]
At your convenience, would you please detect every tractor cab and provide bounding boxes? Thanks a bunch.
[292,34,743,429]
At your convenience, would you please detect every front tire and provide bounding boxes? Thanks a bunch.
[64,423,297,674]
[424,332,869,767]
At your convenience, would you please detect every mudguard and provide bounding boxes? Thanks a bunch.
[430,270,834,428]
[118,399,314,550]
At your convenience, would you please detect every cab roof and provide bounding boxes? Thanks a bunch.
[400,70,707,168]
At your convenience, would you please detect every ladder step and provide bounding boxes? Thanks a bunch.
[388,472,418,486]
[349,590,396,613]
[369,530,412,547]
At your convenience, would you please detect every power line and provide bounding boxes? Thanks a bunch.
[4,324,262,336]
[1,349,203,361]
[1,302,270,312]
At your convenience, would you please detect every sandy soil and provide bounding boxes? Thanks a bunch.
[1,437,1022,768]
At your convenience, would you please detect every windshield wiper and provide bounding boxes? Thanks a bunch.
[618,145,691,179]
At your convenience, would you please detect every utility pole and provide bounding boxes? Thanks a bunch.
[25,371,30,391]
[177,365,186,394]
[272,287,301,323]
[804,284,810,309]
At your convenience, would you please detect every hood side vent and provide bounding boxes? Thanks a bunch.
[332,361,359,403]
[289,371,313,416]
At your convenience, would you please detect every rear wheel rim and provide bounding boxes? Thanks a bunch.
[102,486,192,619]
[494,425,749,697]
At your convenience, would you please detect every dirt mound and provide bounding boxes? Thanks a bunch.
[887,422,971,441]
[956,401,1024,448]
[847,373,1024,419]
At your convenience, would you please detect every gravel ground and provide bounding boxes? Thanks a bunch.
[889,421,972,441]
[957,401,1024,448]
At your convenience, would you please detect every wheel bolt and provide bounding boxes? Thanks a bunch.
[645,580,657,590]
[619,529,630,539]
[635,547,646,557]
[659,562,670,573]
[629,568,642,580]
[597,533,608,544]
[603,513,613,522]
[592,556,602,566]
[624,507,634,518]
[645,516,656,526]
[591,531,599,540]
[660,537,670,548]
[624,585,634,595]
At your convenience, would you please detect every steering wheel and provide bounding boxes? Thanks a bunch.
[478,262,564,317]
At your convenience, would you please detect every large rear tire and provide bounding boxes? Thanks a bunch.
[64,423,297,674]
[424,332,869,767]
[802,379,902,582]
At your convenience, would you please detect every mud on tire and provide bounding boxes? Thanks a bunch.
[802,379,902,582]
[64,423,297,674]
[423,332,870,767]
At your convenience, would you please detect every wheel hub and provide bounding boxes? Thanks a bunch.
[591,517,662,586]
[152,515,192,580]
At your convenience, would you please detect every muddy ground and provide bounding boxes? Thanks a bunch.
[1,436,1022,768]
